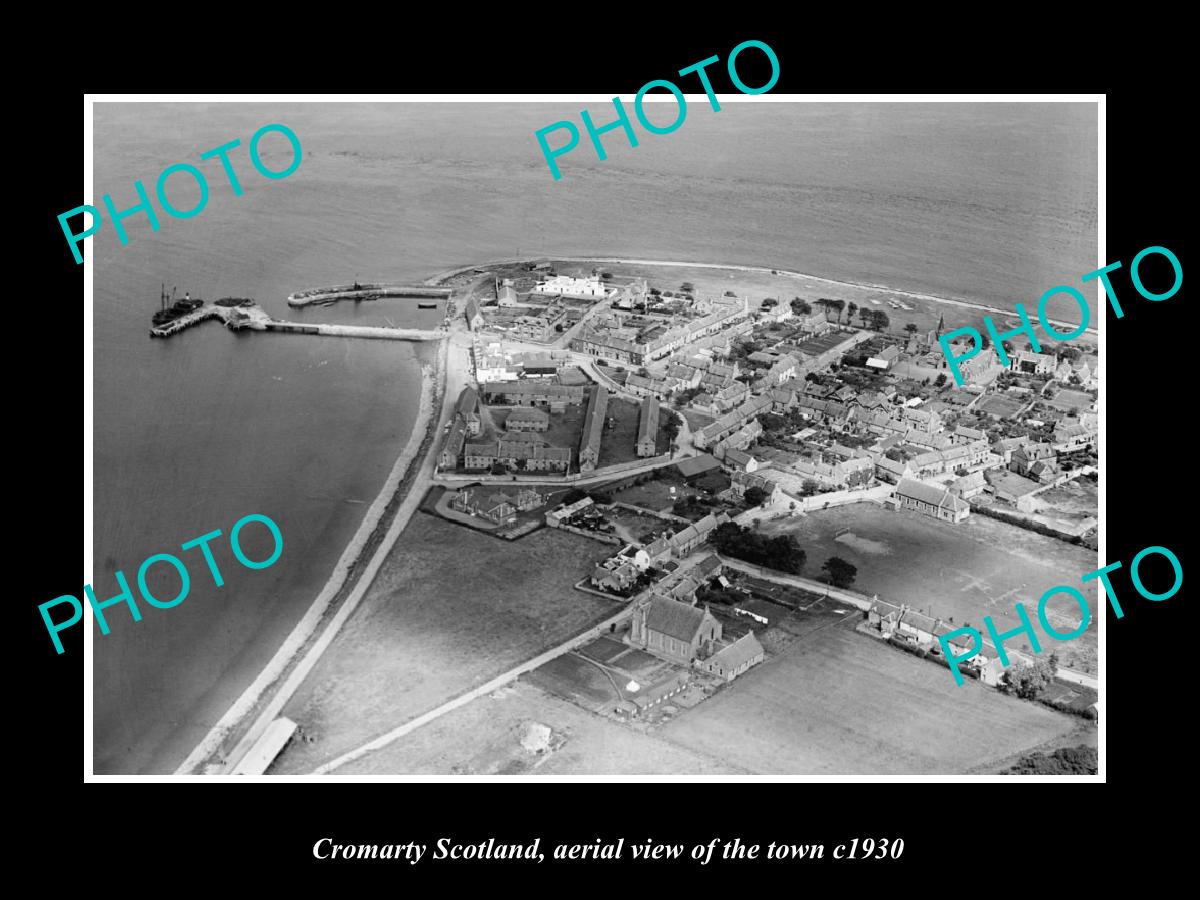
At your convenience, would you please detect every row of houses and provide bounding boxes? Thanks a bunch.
[482,381,586,411]
[694,394,773,449]
[570,298,747,365]
[867,602,1004,684]
[437,387,481,471]
[464,439,572,473]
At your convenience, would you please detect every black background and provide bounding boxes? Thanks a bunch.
[22,20,1189,887]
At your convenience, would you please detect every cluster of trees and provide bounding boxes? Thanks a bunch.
[790,297,812,315]
[710,522,806,574]
[1001,653,1059,699]
[760,297,779,308]
[821,556,857,588]
[673,386,704,408]
[1005,745,1097,775]
[855,309,890,331]
[743,486,769,507]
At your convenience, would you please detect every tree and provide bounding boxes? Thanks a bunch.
[822,556,858,588]
[791,297,812,315]
[1001,653,1058,700]
[759,413,786,432]
[829,299,846,323]
[744,486,769,507]
[870,310,889,331]
[801,479,820,497]
[662,413,681,442]
[858,307,871,328]
[761,297,779,308]
[904,323,919,335]
[680,282,695,293]
[934,373,947,387]
[1059,346,1082,363]
[847,302,858,324]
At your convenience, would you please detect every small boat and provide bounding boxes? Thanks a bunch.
[417,302,438,309]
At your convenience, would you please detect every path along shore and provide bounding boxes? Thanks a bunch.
[174,342,448,774]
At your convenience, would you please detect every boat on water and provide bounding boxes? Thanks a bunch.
[151,284,204,326]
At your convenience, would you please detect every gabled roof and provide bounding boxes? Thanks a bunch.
[644,596,711,643]
[707,631,764,671]
[675,454,721,478]
[895,478,969,512]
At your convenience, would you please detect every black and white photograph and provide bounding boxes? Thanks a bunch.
[79,94,1115,781]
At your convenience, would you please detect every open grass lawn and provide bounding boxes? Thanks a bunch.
[272,514,617,773]
[611,475,699,512]
[663,620,1079,774]
[681,409,715,432]
[1033,477,1098,522]
[758,503,1099,675]
[332,681,738,776]
[977,395,1026,418]
[598,397,642,467]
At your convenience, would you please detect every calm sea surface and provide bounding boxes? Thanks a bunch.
[92,102,1096,773]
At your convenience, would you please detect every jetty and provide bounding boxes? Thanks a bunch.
[150,300,442,342]
[287,283,452,308]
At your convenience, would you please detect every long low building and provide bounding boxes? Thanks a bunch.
[892,477,970,523]
[483,382,586,409]
[579,386,609,472]
[464,439,571,473]
[637,396,660,457]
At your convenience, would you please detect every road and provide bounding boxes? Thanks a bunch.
[310,604,636,774]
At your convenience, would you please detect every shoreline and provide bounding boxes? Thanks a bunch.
[426,255,1098,337]
[174,341,446,774]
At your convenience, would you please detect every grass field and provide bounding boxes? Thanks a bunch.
[598,397,642,467]
[662,620,1080,774]
[272,513,618,773]
[759,503,1099,675]
[330,681,739,776]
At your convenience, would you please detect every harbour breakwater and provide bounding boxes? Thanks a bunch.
[286,283,453,308]
[150,301,443,342]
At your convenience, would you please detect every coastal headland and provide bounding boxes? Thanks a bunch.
[167,257,1095,777]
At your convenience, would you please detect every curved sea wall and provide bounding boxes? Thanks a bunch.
[287,283,452,307]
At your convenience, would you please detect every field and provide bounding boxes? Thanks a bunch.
[758,503,1099,675]
[662,619,1081,774]
[597,397,642,467]
[1032,477,1098,525]
[271,513,618,773]
[610,471,701,512]
[329,680,738,776]
[976,394,1027,419]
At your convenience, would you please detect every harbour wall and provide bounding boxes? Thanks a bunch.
[287,284,453,307]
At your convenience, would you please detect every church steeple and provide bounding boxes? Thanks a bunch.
[936,312,946,336]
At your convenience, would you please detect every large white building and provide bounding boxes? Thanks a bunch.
[531,275,611,299]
